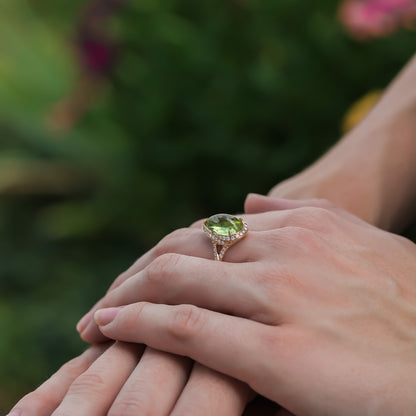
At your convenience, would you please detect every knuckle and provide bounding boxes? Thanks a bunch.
[152,240,171,259]
[284,206,335,232]
[280,226,318,246]
[13,350,99,413]
[57,355,84,378]
[32,389,57,409]
[68,372,106,396]
[171,403,201,415]
[109,376,159,416]
[170,305,206,340]
[144,253,181,284]
[300,206,334,228]
[123,302,149,332]
[13,388,57,414]
[153,228,190,257]
[311,198,337,209]
[277,226,330,257]
[263,228,290,250]
[109,398,145,416]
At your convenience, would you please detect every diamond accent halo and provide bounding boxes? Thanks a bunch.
[203,214,248,261]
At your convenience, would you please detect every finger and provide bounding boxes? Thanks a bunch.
[108,348,191,416]
[78,195,341,331]
[171,363,254,415]
[76,227,213,336]
[107,228,212,292]
[244,193,336,214]
[117,196,343,301]
[95,302,288,398]
[86,253,278,345]
[84,216,346,344]
[51,342,143,416]
[8,344,108,416]
[79,202,352,341]
[245,194,366,228]
[83,223,330,344]
[77,207,306,335]
[79,242,272,344]
[116,210,227,285]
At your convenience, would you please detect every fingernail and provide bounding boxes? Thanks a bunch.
[94,307,121,326]
[76,310,94,333]
[7,411,21,416]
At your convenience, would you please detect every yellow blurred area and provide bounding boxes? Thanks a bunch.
[342,90,383,133]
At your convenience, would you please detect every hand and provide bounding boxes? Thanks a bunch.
[8,341,256,415]
[267,52,416,232]
[10,212,257,416]
[267,168,385,229]
[27,198,297,416]
[8,342,190,415]
[91,198,416,415]
[74,220,254,416]
[77,198,339,343]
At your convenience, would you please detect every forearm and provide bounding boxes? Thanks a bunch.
[270,53,416,231]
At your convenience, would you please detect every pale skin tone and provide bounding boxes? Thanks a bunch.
[269,53,416,231]
[92,197,416,415]
[8,52,416,415]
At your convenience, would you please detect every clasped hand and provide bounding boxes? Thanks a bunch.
[11,196,416,415]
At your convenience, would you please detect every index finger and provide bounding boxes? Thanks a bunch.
[76,227,212,335]
[96,302,293,405]
[8,344,108,416]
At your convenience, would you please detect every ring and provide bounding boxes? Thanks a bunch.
[203,214,248,261]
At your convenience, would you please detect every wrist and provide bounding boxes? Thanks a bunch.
[270,54,416,231]
[270,105,416,231]
[268,164,383,228]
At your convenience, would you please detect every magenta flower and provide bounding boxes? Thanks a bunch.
[77,38,117,74]
[339,0,416,39]
[46,0,129,131]
[76,0,129,75]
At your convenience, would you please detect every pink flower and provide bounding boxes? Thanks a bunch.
[78,37,117,74]
[339,0,416,39]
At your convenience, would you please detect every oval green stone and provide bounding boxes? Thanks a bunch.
[205,214,244,237]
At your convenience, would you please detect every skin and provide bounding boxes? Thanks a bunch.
[9,341,261,416]
[10,201,290,415]
[9,280,255,415]
[92,198,416,415]
[269,53,416,232]
[8,52,416,415]
[8,344,109,416]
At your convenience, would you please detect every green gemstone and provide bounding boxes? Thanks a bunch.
[205,214,244,237]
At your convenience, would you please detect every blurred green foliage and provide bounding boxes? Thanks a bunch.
[0,0,414,411]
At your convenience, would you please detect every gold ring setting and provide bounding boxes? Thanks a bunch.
[203,213,248,261]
